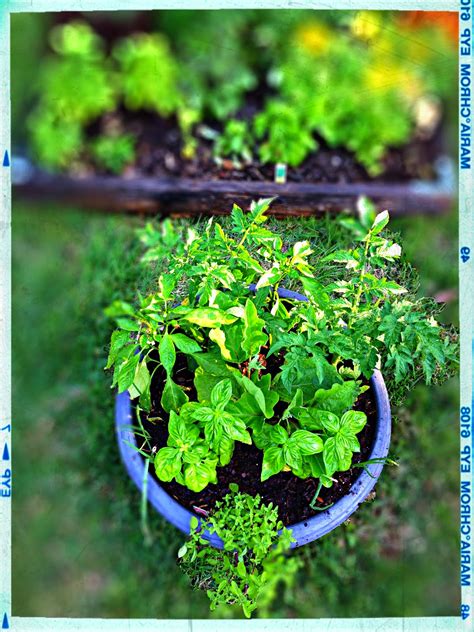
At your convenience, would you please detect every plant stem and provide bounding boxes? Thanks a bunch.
[350,230,372,319]
[309,480,323,510]
[141,457,153,547]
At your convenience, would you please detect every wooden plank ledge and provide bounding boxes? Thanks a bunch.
[13,172,454,217]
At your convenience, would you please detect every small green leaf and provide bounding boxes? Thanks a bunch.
[161,378,189,413]
[221,412,252,444]
[340,410,367,434]
[209,328,232,361]
[154,447,182,482]
[177,544,188,558]
[117,354,140,393]
[191,405,214,423]
[158,274,176,300]
[106,329,132,369]
[184,459,218,492]
[371,210,389,235]
[210,379,233,410]
[168,410,199,447]
[288,430,324,455]
[283,442,303,471]
[104,300,135,318]
[159,334,176,374]
[182,308,237,328]
[255,265,280,290]
[241,299,268,357]
[318,410,341,434]
[269,424,288,445]
[312,381,360,417]
[261,446,285,481]
[171,333,202,354]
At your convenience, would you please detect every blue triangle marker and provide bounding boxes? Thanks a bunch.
[2,444,9,460]
[1,612,9,629]
[2,151,9,167]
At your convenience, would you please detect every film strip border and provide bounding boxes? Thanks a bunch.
[459,0,474,627]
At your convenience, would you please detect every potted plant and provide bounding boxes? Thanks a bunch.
[107,198,457,617]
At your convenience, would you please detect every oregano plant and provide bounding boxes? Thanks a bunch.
[178,485,302,618]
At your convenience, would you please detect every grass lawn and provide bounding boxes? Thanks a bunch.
[12,200,459,618]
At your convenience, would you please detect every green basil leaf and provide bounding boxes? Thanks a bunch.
[192,406,215,423]
[217,434,234,466]
[204,416,223,447]
[184,459,218,492]
[318,410,341,434]
[340,410,367,434]
[221,412,252,445]
[168,411,199,447]
[323,436,339,476]
[154,447,182,482]
[283,442,303,471]
[288,429,324,455]
[261,446,285,481]
[269,424,288,445]
[210,378,233,410]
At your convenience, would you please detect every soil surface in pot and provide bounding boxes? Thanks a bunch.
[135,352,377,526]
[84,105,445,184]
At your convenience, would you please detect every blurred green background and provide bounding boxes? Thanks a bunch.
[11,10,459,619]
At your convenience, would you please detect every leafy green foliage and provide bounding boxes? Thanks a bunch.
[178,488,301,618]
[106,197,458,496]
[214,120,253,165]
[273,34,412,173]
[29,21,115,169]
[29,14,455,173]
[113,33,182,116]
[90,133,135,174]
[154,379,252,492]
[254,100,317,167]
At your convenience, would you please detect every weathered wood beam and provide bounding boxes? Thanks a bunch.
[14,172,454,217]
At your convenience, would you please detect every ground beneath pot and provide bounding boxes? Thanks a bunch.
[135,353,377,526]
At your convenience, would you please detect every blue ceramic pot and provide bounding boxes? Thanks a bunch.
[115,289,391,548]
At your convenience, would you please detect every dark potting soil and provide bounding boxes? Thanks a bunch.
[87,105,444,185]
[136,352,377,527]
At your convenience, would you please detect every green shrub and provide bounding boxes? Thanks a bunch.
[113,33,182,116]
[254,101,317,167]
[178,486,301,618]
[91,133,135,174]
[214,120,253,165]
[29,21,115,169]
